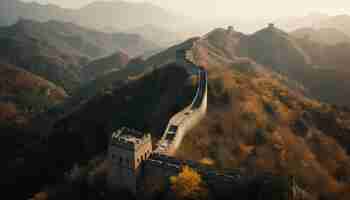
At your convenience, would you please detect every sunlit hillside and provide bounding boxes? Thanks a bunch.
[177,29,350,200]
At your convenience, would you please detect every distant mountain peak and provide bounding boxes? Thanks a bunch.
[0,0,180,31]
[291,27,350,45]
[110,51,130,65]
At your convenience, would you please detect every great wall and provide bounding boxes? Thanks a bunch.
[107,36,305,199]
[153,65,207,155]
[107,40,209,192]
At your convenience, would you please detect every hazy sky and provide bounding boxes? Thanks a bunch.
[23,0,350,19]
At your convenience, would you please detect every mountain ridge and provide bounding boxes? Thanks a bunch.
[0,19,158,92]
[291,27,350,45]
[0,0,181,31]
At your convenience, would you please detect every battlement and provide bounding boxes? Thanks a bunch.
[110,127,151,150]
[108,127,153,193]
[227,26,234,32]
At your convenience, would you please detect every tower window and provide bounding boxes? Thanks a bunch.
[120,157,123,164]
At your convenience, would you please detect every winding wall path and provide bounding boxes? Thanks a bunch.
[153,49,208,156]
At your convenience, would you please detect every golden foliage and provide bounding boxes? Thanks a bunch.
[238,143,254,160]
[0,102,17,121]
[170,166,207,200]
[199,158,215,166]
[32,192,48,200]
[142,174,166,195]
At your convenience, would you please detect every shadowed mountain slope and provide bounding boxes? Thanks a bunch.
[291,37,350,106]
[70,37,200,111]
[238,26,311,72]
[2,64,197,199]
[81,51,130,81]
[54,65,196,140]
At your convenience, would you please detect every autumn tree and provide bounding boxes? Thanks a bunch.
[32,192,49,200]
[0,102,17,121]
[170,166,207,200]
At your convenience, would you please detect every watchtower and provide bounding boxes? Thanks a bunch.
[107,127,152,193]
[268,23,275,29]
[227,26,234,33]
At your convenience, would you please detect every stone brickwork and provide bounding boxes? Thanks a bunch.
[108,127,152,193]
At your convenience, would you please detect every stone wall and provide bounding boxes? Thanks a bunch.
[142,154,251,199]
[154,45,208,156]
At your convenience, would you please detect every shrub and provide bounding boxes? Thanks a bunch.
[265,120,277,133]
[0,102,17,121]
[256,128,268,145]
[32,192,49,200]
[170,166,207,200]
[263,102,275,115]
[242,112,257,122]
[208,78,230,105]
[260,176,289,200]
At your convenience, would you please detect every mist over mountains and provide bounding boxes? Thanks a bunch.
[0,0,181,30]
[4,0,350,38]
